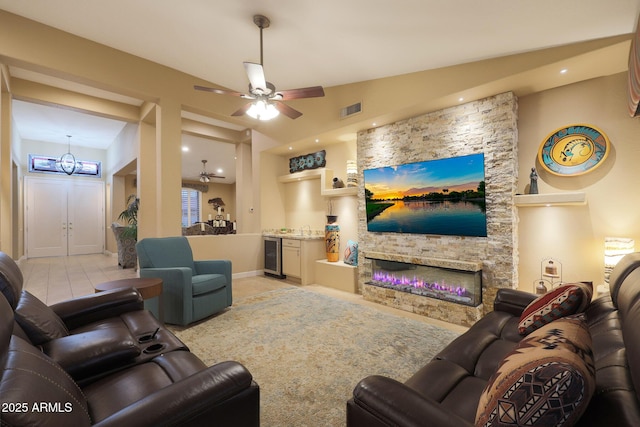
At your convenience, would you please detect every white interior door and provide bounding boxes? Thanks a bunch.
[26,177,104,258]
[68,180,105,255]
[26,177,68,258]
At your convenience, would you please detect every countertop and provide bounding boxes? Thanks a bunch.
[262,231,324,240]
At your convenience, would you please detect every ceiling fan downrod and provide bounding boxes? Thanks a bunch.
[253,14,270,66]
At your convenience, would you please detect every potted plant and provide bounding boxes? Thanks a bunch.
[112,194,139,269]
[117,194,140,239]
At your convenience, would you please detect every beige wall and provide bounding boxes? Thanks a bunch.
[261,140,359,261]
[0,69,11,256]
[517,72,640,291]
[259,150,287,231]
[187,234,263,276]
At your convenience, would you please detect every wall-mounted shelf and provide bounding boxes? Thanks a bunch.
[278,168,357,197]
[514,192,586,207]
[278,169,324,183]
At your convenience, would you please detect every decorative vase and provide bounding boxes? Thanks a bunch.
[325,216,340,262]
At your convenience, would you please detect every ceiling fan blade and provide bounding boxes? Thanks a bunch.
[274,101,303,119]
[231,102,253,117]
[244,62,267,92]
[277,86,325,100]
[194,85,244,97]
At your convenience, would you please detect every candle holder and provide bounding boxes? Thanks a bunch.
[207,216,237,234]
[536,257,562,293]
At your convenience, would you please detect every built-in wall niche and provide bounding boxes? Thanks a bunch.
[278,168,357,197]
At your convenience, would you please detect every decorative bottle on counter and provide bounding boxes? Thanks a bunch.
[325,215,340,262]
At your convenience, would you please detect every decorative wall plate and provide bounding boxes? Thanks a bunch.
[537,124,610,176]
[289,149,326,173]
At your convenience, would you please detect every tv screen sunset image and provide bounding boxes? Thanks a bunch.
[363,153,487,237]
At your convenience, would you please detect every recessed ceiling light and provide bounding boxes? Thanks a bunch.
[560,69,568,74]
[315,139,319,143]
[372,122,377,127]
[217,168,223,174]
[182,146,189,152]
[458,97,464,102]
[288,146,293,150]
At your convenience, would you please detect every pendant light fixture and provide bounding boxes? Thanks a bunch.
[57,135,78,175]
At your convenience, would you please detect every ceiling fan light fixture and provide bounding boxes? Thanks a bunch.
[194,14,323,120]
[247,99,280,121]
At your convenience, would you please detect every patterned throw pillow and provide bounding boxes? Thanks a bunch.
[475,314,595,427]
[518,283,591,336]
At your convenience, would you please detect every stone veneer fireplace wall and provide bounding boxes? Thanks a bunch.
[356,92,519,327]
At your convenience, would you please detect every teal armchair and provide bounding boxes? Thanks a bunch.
[136,236,232,325]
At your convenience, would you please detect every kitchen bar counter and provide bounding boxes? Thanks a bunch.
[262,231,324,240]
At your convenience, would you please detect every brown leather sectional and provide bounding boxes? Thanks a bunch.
[0,252,259,426]
[347,253,640,426]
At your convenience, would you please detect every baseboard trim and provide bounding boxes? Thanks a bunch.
[233,270,263,279]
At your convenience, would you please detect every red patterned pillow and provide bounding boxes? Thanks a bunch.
[518,283,591,336]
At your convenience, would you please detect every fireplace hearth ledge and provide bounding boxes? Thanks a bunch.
[363,251,482,272]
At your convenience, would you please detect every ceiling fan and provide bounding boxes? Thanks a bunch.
[194,14,325,120]
[199,160,225,183]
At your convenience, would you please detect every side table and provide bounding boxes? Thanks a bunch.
[95,277,164,322]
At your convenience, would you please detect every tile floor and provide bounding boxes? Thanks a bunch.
[19,253,467,334]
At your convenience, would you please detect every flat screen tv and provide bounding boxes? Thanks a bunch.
[363,153,487,237]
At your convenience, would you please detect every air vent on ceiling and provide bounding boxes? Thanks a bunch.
[340,102,362,119]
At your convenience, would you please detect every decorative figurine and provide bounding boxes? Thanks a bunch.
[529,167,538,194]
[332,177,345,188]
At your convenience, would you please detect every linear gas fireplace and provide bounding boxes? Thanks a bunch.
[367,258,482,307]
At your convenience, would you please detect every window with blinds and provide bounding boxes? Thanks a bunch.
[181,188,200,226]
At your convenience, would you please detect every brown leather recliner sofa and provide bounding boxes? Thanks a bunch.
[348,252,640,427]
[0,252,260,426]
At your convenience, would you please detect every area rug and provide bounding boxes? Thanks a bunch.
[171,286,460,427]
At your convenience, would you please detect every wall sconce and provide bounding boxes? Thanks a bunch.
[346,160,357,187]
[604,237,635,285]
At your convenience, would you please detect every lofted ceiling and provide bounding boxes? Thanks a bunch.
[2,0,638,92]
[2,0,640,180]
